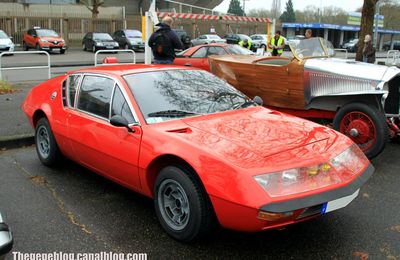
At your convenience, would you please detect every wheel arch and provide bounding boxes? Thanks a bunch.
[32,109,48,128]
[145,154,204,198]
[307,94,385,113]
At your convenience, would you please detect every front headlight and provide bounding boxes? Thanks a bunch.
[254,144,368,197]
[96,42,104,46]
[114,42,119,46]
[40,39,48,43]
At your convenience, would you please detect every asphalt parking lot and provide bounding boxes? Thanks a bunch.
[0,141,399,259]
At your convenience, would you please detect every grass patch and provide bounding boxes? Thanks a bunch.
[0,80,16,95]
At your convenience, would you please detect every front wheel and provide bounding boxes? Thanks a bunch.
[35,118,62,166]
[92,45,97,53]
[154,166,214,242]
[333,102,388,159]
[60,49,65,54]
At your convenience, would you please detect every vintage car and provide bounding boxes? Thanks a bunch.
[22,64,373,242]
[174,43,253,71]
[209,37,400,159]
[0,212,13,259]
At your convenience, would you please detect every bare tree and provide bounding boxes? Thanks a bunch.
[356,0,378,61]
[80,0,104,19]
[271,0,281,19]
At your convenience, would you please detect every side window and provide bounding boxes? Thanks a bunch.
[191,47,208,58]
[207,47,227,56]
[77,76,114,119]
[111,85,135,124]
[199,35,206,40]
[68,74,81,107]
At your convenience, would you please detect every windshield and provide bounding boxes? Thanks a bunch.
[208,35,221,39]
[289,37,328,60]
[37,29,59,37]
[124,70,255,124]
[125,30,141,38]
[93,33,113,40]
[226,44,254,55]
[0,31,8,39]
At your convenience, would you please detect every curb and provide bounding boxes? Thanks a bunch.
[0,134,34,150]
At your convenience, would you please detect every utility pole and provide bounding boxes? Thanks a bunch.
[374,0,381,49]
[242,0,249,16]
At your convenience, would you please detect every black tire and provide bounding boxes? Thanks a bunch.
[82,43,87,51]
[36,44,41,51]
[23,42,29,51]
[60,49,65,54]
[333,102,388,159]
[124,43,129,50]
[35,117,61,166]
[154,166,214,242]
[92,45,97,53]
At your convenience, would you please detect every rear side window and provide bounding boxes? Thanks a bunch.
[77,76,114,119]
[68,74,81,107]
[208,47,227,56]
[111,86,135,123]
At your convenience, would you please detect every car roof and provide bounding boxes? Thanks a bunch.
[67,64,199,77]
[181,43,229,56]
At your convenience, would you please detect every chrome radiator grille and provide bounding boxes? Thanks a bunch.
[309,72,374,98]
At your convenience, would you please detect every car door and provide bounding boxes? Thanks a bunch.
[179,47,208,69]
[66,74,142,189]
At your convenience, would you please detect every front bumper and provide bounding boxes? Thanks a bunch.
[210,163,374,232]
[0,214,13,258]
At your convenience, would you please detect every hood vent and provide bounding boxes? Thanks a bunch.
[166,127,192,134]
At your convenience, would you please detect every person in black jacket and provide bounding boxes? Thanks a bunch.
[148,16,183,64]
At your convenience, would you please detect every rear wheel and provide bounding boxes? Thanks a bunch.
[35,118,62,166]
[124,43,129,50]
[82,44,87,51]
[92,45,96,53]
[154,166,214,242]
[333,102,388,159]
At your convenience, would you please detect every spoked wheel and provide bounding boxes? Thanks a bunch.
[154,166,214,242]
[35,118,61,166]
[333,102,388,159]
[124,44,129,50]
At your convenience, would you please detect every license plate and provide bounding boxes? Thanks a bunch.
[106,46,113,49]
[323,189,360,213]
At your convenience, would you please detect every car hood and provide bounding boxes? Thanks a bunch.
[304,58,400,82]
[0,38,13,45]
[179,107,347,170]
[40,36,63,41]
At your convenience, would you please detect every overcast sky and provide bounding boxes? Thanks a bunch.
[214,0,364,14]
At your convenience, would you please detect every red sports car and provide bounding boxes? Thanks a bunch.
[22,65,373,242]
[173,43,253,71]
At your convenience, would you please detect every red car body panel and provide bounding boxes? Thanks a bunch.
[24,33,65,49]
[174,44,233,71]
[22,64,372,232]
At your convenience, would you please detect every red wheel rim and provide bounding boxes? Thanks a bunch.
[339,111,376,152]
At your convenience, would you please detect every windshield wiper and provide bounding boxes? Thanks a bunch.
[147,110,199,118]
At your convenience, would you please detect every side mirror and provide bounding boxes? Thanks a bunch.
[110,115,134,133]
[9,36,13,40]
[0,215,13,258]
[253,96,263,106]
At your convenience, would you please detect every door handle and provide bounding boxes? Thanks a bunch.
[184,63,192,67]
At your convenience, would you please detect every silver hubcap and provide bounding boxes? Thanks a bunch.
[37,125,50,158]
[158,179,190,231]
[350,128,359,137]
[125,44,129,49]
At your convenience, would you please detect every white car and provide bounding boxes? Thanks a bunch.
[250,34,268,50]
[191,34,226,46]
[0,30,15,54]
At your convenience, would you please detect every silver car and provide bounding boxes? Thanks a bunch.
[0,30,15,54]
[250,34,268,50]
[190,34,225,46]
[0,212,13,260]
